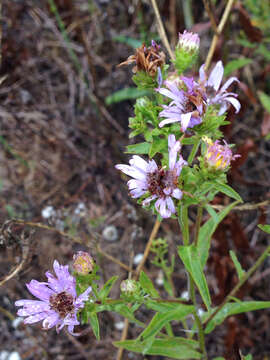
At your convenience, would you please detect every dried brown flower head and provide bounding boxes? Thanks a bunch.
[118,40,165,77]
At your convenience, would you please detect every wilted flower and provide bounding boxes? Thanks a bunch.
[73,251,94,274]
[203,137,240,170]
[177,30,200,53]
[157,77,205,131]
[199,61,241,115]
[115,135,187,218]
[118,40,165,77]
[15,260,91,335]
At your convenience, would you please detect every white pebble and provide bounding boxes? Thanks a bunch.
[155,270,164,286]
[8,353,21,360]
[0,351,9,360]
[102,225,118,242]
[133,253,143,265]
[12,317,23,329]
[41,206,55,219]
[114,321,125,331]
[180,290,189,300]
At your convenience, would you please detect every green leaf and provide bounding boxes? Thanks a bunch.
[224,58,252,77]
[178,245,211,311]
[149,136,168,158]
[139,305,194,341]
[139,271,159,298]
[213,358,226,360]
[205,301,270,333]
[258,91,270,114]
[229,250,245,280]
[213,181,242,202]
[89,312,100,340]
[204,204,218,223]
[258,224,270,234]
[114,338,202,359]
[146,299,181,313]
[112,35,142,49]
[198,201,239,268]
[126,142,150,154]
[99,276,118,300]
[105,87,150,105]
[113,304,144,326]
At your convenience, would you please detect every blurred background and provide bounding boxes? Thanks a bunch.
[0,0,270,359]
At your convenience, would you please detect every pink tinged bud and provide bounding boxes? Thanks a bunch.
[178,30,200,52]
[73,251,94,274]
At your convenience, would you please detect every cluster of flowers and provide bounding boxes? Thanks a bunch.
[116,31,240,219]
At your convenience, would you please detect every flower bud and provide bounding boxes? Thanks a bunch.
[174,30,200,75]
[73,251,94,274]
[120,279,138,294]
[203,137,240,170]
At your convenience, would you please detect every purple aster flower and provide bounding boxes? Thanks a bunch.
[15,260,92,336]
[157,77,205,131]
[204,137,240,170]
[178,30,200,53]
[115,135,187,218]
[199,61,241,115]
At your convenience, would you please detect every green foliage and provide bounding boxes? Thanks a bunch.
[126,142,150,154]
[132,71,158,90]
[258,224,270,234]
[114,338,202,359]
[105,88,150,105]
[139,271,160,298]
[198,201,240,268]
[195,107,228,138]
[229,250,245,280]
[224,58,252,77]
[88,313,100,340]
[174,48,199,75]
[178,245,211,310]
[205,301,270,333]
[112,35,142,48]
[258,91,270,113]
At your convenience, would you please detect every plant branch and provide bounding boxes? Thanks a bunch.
[205,0,235,70]
[203,244,270,328]
[150,0,175,60]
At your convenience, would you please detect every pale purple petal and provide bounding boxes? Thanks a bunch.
[115,164,147,181]
[159,117,181,128]
[180,112,192,131]
[208,61,224,91]
[172,188,182,199]
[129,155,149,172]
[24,312,48,324]
[155,198,171,218]
[166,196,175,214]
[76,286,92,305]
[224,97,241,113]
[199,64,206,83]
[26,280,54,301]
[220,77,239,93]
[142,195,158,205]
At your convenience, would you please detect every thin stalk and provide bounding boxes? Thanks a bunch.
[179,205,190,245]
[194,206,203,246]
[204,244,270,328]
[181,0,194,29]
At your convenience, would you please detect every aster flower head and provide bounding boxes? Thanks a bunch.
[157,77,205,132]
[115,135,187,218]
[117,40,165,77]
[199,61,241,115]
[15,260,92,335]
[203,136,240,170]
[73,251,94,275]
[178,30,200,53]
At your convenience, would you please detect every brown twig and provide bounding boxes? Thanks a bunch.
[97,244,132,272]
[150,0,175,60]
[202,0,217,33]
[205,0,235,71]
[135,219,161,278]
[211,199,270,211]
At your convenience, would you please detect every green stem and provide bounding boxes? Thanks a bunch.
[188,137,200,165]
[179,205,208,358]
[204,244,270,328]
[194,206,203,246]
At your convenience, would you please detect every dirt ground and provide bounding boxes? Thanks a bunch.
[0,1,270,359]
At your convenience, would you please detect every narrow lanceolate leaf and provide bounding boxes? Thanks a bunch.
[224,58,252,77]
[88,312,100,340]
[139,271,160,298]
[114,338,202,359]
[198,201,239,268]
[258,224,270,234]
[99,276,118,300]
[229,250,245,279]
[139,305,194,341]
[126,142,150,154]
[205,301,270,333]
[213,181,242,202]
[105,87,150,105]
[258,91,270,114]
[178,245,211,311]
